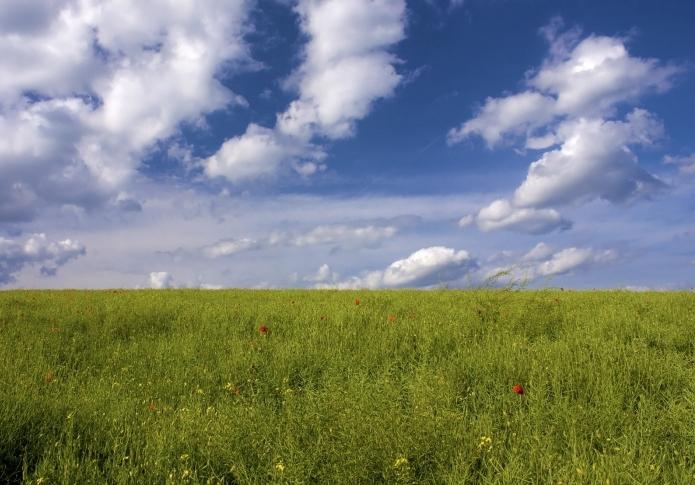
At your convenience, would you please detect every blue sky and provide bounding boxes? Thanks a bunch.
[1,0,694,289]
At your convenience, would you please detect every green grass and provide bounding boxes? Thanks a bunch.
[0,289,694,484]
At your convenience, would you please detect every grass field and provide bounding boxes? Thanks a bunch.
[0,290,693,484]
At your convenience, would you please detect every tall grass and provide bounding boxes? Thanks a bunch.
[0,290,693,483]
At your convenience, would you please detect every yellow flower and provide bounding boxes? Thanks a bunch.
[275,462,285,473]
[393,456,408,468]
[477,436,493,452]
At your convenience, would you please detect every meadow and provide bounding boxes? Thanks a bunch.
[0,289,693,484]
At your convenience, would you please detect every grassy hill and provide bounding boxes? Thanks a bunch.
[1,290,693,483]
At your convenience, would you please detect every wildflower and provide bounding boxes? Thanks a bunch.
[512,384,524,395]
[388,315,397,322]
[258,324,269,335]
[354,297,361,305]
[393,456,408,468]
[275,462,285,473]
[148,402,157,412]
[477,436,493,452]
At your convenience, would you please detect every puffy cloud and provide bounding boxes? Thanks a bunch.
[484,242,618,282]
[530,32,677,117]
[475,199,571,234]
[321,246,478,289]
[448,92,556,147]
[521,242,554,262]
[450,22,678,147]
[0,233,86,284]
[147,271,221,289]
[0,0,252,221]
[202,238,261,258]
[304,263,338,284]
[514,109,665,208]
[149,271,174,289]
[205,124,325,183]
[450,20,677,233]
[536,247,617,277]
[204,0,406,182]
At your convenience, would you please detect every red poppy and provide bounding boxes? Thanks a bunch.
[258,325,269,335]
[354,298,361,305]
[512,384,524,395]
[387,315,397,322]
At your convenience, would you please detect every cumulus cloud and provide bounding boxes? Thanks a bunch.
[536,247,617,277]
[0,233,86,284]
[304,263,338,284]
[205,124,326,183]
[147,271,221,289]
[202,238,261,258]
[448,92,556,147]
[450,20,678,146]
[485,242,618,283]
[0,0,252,221]
[149,271,174,289]
[319,246,478,289]
[513,110,665,208]
[521,242,554,262]
[204,0,406,182]
[451,19,677,233]
[475,199,572,234]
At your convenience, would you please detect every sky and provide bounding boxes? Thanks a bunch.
[1,0,694,290]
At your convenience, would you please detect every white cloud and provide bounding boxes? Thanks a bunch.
[664,153,695,175]
[321,246,477,289]
[514,109,665,208]
[147,271,222,289]
[202,223,399,258]
[536,247,617,277]
[530,33,677,117]
[288,224,398,247]
[450,23,678,147]
[0,233,86,284]
[304,263,337,284]
[149,271,174,289]
[204,124,326,183]
[204,0,406,182]
[458,214,475,228]
[0,0,252,221]
[448,92,556,147]
[522,242,554,262]
[475,199,571,234]
[202,238,261,258]
[449,20,677,233]
[484,242,618,283]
